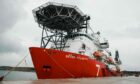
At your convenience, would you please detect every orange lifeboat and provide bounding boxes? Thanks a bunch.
[93,51,103,57]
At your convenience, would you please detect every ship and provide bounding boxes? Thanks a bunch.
[29,2,122,79]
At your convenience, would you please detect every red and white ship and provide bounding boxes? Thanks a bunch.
[29,2,122,79]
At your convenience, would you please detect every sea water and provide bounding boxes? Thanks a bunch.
[1,70,140,84]
[0,70,37,81]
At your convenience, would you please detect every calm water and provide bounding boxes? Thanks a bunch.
[1,70,140,84]
[1,76,140,84]
[0,70,37,81]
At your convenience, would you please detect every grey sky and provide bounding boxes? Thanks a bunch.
[0,0,26,34]
[0,0,140,70]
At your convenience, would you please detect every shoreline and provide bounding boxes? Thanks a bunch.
[0,66,35,72]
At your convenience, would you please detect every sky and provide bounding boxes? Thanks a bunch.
[0,0,140,71]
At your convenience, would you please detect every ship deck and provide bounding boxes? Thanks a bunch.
[1,77,140,84]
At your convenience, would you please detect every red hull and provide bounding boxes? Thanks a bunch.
[29,47,120,79]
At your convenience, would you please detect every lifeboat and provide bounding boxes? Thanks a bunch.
[93,51,103,57]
